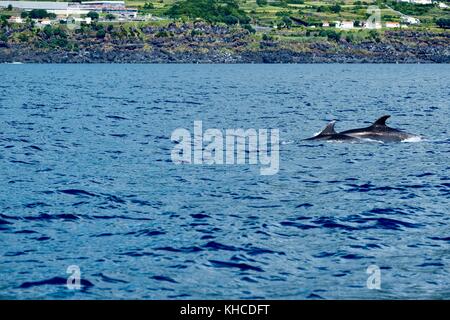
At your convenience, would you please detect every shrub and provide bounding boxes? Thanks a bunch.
[155,30,169,37]
[319,29,341,41]
[436,18,450,29]
[96,29,106,38]
[43,25,53,38]
[262,33,272,41]
[368,29,381,42]
[223,15,239,25]
[143,2,155,9]
[18,33,29,42]
[317,6,331,13]
[191,29,203,36]
[242,24,255,33]
[52,27,67,38]
[105,13,116,21]
[51,37,68,48]
[345,33,354,43]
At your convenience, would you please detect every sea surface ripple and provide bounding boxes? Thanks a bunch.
[0,64,449,299]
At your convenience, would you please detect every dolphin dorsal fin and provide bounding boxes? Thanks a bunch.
[372,115,391,127]
[318,120,337,135]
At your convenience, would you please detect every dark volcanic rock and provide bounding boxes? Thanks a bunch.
[0,24,449,63]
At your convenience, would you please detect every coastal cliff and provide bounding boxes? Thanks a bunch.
[1,22,449,63]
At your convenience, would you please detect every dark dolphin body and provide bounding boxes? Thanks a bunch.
[339,115,419,142]
[304,121,359,142]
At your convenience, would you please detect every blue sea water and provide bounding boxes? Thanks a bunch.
[0,64,449,299]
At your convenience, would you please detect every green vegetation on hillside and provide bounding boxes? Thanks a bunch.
[166,0,250,25]
[0,0,449,51]
[387,1,433,15]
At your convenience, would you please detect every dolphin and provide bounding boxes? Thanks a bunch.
[304,120,358,142]
[339,115,419,142]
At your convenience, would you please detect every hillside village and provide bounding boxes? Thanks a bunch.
[0,0,449,30]
[0,0,448,63]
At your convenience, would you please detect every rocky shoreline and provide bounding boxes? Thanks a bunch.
[1,23,449,63]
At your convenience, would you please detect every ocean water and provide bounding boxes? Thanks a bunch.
[0,64,449,299]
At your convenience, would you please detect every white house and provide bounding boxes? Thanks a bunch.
[322,21,330,27]
[438,2,449,8]
[0,1,136,17]
[7,16,24,24]
[401,16,421,24]
[0,1,76,15]
[385,22,401,28]
[397,0,432,4]
[363,21,382,29]
[0,1,89,16]
[72,17,92,24]
[411,0,432,4]
[35,19,52,26]
[336,21,354,29]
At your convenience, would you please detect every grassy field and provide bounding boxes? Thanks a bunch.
[124,0,449,28]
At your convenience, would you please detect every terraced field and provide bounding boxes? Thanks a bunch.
[124,0,449,29]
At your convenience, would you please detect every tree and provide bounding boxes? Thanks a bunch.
[29,9,51,19]
[331,3,342,13]
[87,11,99,20]
[105,13,116,21]
[7,4,13,11]
[96,29,106,38]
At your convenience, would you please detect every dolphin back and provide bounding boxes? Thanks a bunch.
[371,115,391,127]
[304,120,337,140]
